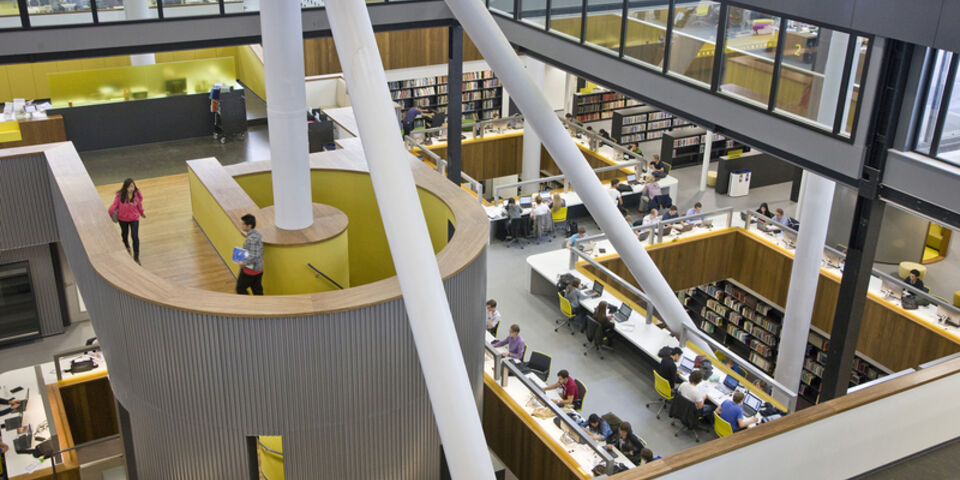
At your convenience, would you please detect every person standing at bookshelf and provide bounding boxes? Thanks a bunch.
[235,214,264,296]
[107,178,146,264]
[401,106,422,137]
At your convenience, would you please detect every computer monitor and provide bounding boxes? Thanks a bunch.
[723,375,740,391]
[823,250,843,269]
[541,190,552,200]
[680,356,695,372]
[782,229,798,246]
[616,303,633,321]
[591,281,604,296]
[558,418,583,445]
[626,173,636,183]
[881,279,903,300]
[743,393,763,412]
[519,196,532,208]
[938,305,960,327]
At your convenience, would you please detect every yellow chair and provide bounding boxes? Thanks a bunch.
[644,370,674,419]
[714,411,734,438]
[552,206,568,234]
[954,291,960,308]
[555,292,577,334]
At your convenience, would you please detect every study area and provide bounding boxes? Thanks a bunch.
[2,1,960,479]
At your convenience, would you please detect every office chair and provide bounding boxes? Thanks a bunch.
[551,207,568,235]
[645,370,674,420]
[506,217,529,249]
[520,344,528,363]
[555,292,577,335]
[524,351,551,382]
[532,212,554,244]
[582,318,614,359]
[669,394,701,442]
[573,379,586,411]
[714,411,734,438]
[488,322,499,338]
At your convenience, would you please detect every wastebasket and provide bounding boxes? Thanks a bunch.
[728,169,751,197]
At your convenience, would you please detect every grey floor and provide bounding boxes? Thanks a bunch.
[856,437,960,479]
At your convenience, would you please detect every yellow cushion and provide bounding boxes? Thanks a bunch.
[706,170,717,187]
[898,261,926,281]
[954,291,960,308]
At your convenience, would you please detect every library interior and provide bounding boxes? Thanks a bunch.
[2,1,960,479]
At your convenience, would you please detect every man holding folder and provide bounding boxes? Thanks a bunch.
[235,214,264,295]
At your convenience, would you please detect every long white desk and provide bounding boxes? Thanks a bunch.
[484,333,637,475]
[0,366,60,477]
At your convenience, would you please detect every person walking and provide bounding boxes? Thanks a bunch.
[236,214,264,295]
[108,178,145,264]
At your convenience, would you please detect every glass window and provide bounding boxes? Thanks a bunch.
[27,0,94,26]
[520,0,546,29]
[157,0,221,19]
[623,0,669,70]
[98,0,160,23]
[668,0,720,86]
[773,21,849,130]
[718,7,779,107]
[915,50,952,154]
[0,0,22,28]
[840,36,870,136]
[548,0,582,41]
[489,0,514,17]
[583,0,623,55]
[935,63,960,166]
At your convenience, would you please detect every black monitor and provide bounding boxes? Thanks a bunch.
[723,375,740,391]
[591,281,604,295]
[519,196,532,208]
[616,303,632,320]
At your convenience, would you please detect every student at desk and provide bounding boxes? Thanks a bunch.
[678,370,715,423]
[564,278,597,331]
[657,347,683,389]
[642,208,659,227]
[649,155,666,174]
[492,324,526,360]
[0,397,21,416]
[771,208,788,226]
[589,301,615,345]
[566,226,587,248]
[640,448,661,464]
[605,422,644,463]
[544,369,578,407]
[684,202,703,224]
[583,413,614,442]
[606,179,624,210]
[531,195,550,217]
[756,202,773,218]
[717,392,759,432]
[486,299,501,335]
[904,269,926,293]
[504,198,524,239]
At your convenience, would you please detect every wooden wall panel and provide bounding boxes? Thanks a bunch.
[304,28,484,76]
[0,116,66,149]
[424,133,523,181]
[540,144,626,181]
[58,377,119,445]
[732,232,792,307]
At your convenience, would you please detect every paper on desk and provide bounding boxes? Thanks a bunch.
[25,461,43,473]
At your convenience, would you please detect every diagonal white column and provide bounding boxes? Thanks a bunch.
[444,0,707,351]
[323,2,495,479]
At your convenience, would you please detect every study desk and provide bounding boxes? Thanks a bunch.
[483,333,636,478]
[0,367,64,479]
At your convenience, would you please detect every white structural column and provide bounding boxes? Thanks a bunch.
[699,130,713,192]
[521,56,545,194]
[444,0,708,351]
[323,2,495,479]
[124,0,155,65]
[774,172,835,410]
[259,1,313,230]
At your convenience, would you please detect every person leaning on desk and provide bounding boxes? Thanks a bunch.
[491,324,525,360]
[564,278,598,332]
[717,392,759,432]
[606,422,644,463]
[0,397,22,416]
[566,226,587,248]
[582,413,614,442]
[544,369,578,407]
[657,347,683,389]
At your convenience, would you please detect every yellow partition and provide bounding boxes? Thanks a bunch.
[258,436,284,480]
[48,57,236,107]
[0,120,21,143]
[235,45,267,100]
[188,169,247,277]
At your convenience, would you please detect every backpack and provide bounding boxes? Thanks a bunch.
[566,220,578,237]
[557,273,577,293]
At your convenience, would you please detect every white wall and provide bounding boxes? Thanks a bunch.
[542,63,567,113]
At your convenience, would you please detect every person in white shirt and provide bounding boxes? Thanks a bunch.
[531,195,551,216]
[642,208,659,227]
[606,179,623,209]
[771,208,788,226]
[486,299,501,335]
[685,202,703,224]
[677,370,715,423]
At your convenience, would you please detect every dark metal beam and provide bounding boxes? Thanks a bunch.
[820,40,914,402]
[767,17,788,111]
[447,24,463,185]
[16,0,29,28]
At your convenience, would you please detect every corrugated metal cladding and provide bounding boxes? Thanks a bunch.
[0,244,64,336]
[50,178,489,479]
[0,153,58,250]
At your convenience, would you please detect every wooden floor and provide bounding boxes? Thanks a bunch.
[97,174,237,293]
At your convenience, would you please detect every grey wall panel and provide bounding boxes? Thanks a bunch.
[0,244,64,337]
[935,0,960,52]
[48,165,487,479]
[851,0,942,47]
[732,0,855,30]
[883,149,960,220]
[0,153,58,250]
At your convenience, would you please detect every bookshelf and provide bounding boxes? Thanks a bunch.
[680,279,783,375]
[660,126,750,168]
[610,105,693,148]
[389,70,503,128]
[799,328,889,406]
[571,90,641,123]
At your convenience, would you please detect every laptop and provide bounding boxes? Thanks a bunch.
[679,356,695,375]
[591,281,604,296]
[717,375,740,395]
[519,196,532,208]
[626,173,638,185]
[614,303,633,323]
[700,219,714,229]
[3,414,22,430]
[742,393,763,417]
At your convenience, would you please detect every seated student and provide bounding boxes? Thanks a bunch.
[588,301,615,344]
[607,179,624,210]
[564,278,596,331]
[544,369,579,407]
[771,208,788,226]
[717,391,759,432]
[486,299,501,335]
[640,174,662,202]
[492,324,526,360]
[551,193,566,212]
[639,448,661,464]
[649,154,666,174]
[685,202,704,224]
[756,202,773,218]
[605,422,643,462]
[678,370,715,423]
[723,357,747,377]
[531,195,551,217]
[657,346,683,389]
[661,205,684,232]
[566,226,587,248]
[0,397,22,416]
[582,413,614,442]
[598,129,612,141]
[642,208,659,227]
[904,268,926,293]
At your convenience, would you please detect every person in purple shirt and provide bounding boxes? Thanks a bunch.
[401,106,422,137]
[492,324,526,361]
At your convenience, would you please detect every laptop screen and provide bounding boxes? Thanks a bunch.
[744,393,763,411]
[541,191,552,200]
[617,303,632,319]
[680,357,695,371]
[592,282,604,295]
[723,375,740,390]
[519,196,532,208]
[626,174,636,182]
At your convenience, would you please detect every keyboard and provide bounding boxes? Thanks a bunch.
[716,385,734,395]
[741,404,757,417]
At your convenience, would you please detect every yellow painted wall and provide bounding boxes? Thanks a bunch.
[233,170,455,287]
[234,45,266,100]
[258,436,284,480]
[188,168,246,279]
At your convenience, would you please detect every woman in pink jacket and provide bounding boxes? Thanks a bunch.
[108,178,146,264]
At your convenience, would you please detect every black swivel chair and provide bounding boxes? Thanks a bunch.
[669,394,702,442]
[523,351,552,382]
[573,379,587,411]
[582,318,614,359]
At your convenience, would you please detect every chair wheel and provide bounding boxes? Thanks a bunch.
[583,352,587,356]
[675,433,679,437]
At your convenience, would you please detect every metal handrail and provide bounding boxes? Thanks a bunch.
[568,247,656,325]
[557,116,647,166]
[491,159,644,200]
[306,263,344,290]
[48,434,123,479]
[53,344,103,381]
[405,135,485,202]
